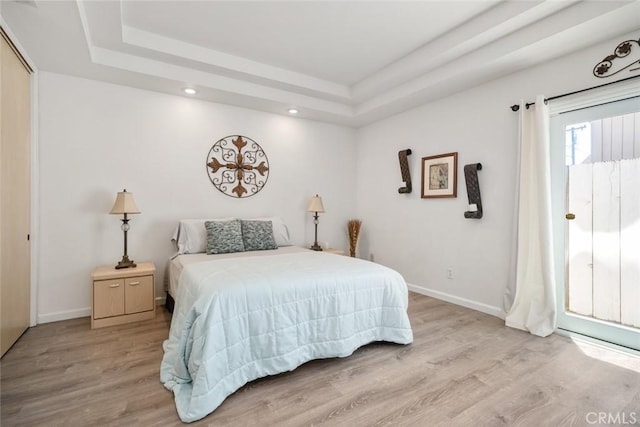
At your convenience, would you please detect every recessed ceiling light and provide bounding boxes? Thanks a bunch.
[288,108,299,114]
[184,88,197,95]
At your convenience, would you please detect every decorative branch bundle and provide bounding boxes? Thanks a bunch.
[347,219,362,258]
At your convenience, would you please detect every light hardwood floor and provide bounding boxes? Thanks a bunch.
[1,293,639,426]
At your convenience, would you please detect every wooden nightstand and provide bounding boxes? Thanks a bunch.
[91,262,156,329]
[324,248,345,255]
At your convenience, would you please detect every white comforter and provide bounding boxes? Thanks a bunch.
[160,250,413,423]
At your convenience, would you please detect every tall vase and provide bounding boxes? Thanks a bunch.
[348,219,362,258]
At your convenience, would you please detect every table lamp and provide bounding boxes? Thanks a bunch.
[110,189,140,269]
[307,194,325,251]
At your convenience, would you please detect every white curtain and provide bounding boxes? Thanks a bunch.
[505,95,557,337]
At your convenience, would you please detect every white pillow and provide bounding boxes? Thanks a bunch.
[249,217,291,247]
[172,218,233,254]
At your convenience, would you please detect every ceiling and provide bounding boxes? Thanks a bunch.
[2,1,639,127]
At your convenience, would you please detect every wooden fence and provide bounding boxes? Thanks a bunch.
[567,158,640,328]
[588,112,640,162]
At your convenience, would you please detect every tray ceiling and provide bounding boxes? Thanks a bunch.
[2,0,639,127]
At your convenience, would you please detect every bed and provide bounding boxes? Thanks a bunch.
[161,222,413,423]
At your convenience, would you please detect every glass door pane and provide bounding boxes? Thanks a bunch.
[550,97,640,351]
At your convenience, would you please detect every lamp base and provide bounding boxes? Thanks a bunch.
[115,256,137,269]
[309,243,323,251]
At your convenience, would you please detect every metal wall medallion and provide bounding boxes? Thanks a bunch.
[593,37,640,78]
[206,135,269,198]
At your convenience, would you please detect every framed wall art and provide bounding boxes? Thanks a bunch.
[421,152,458,198]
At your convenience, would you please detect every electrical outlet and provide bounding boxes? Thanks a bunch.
[447,268,454,279]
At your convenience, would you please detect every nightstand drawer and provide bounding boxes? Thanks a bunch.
[93,279,125,319]
[125,275,154,314]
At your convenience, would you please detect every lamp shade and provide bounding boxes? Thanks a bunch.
[307,194,325,213]
[109,189,140,215]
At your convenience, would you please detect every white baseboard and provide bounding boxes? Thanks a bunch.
[37,307,91,324]
[407,283,505,319]
[37,296,167,324]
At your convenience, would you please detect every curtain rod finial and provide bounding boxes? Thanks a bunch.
[510,104,520,112]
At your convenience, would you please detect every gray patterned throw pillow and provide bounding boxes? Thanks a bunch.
[205,219,245,254]
[241,220,278,251]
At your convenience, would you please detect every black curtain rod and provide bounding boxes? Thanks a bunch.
[509,74,640,112]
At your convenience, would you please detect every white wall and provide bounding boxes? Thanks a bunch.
[38,72,356,322]
[37,30,638,323]
[355,32,639,317]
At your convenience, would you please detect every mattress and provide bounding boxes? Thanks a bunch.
[168,246,305,298]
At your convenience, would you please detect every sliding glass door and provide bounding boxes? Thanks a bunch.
[550,96,640,351]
